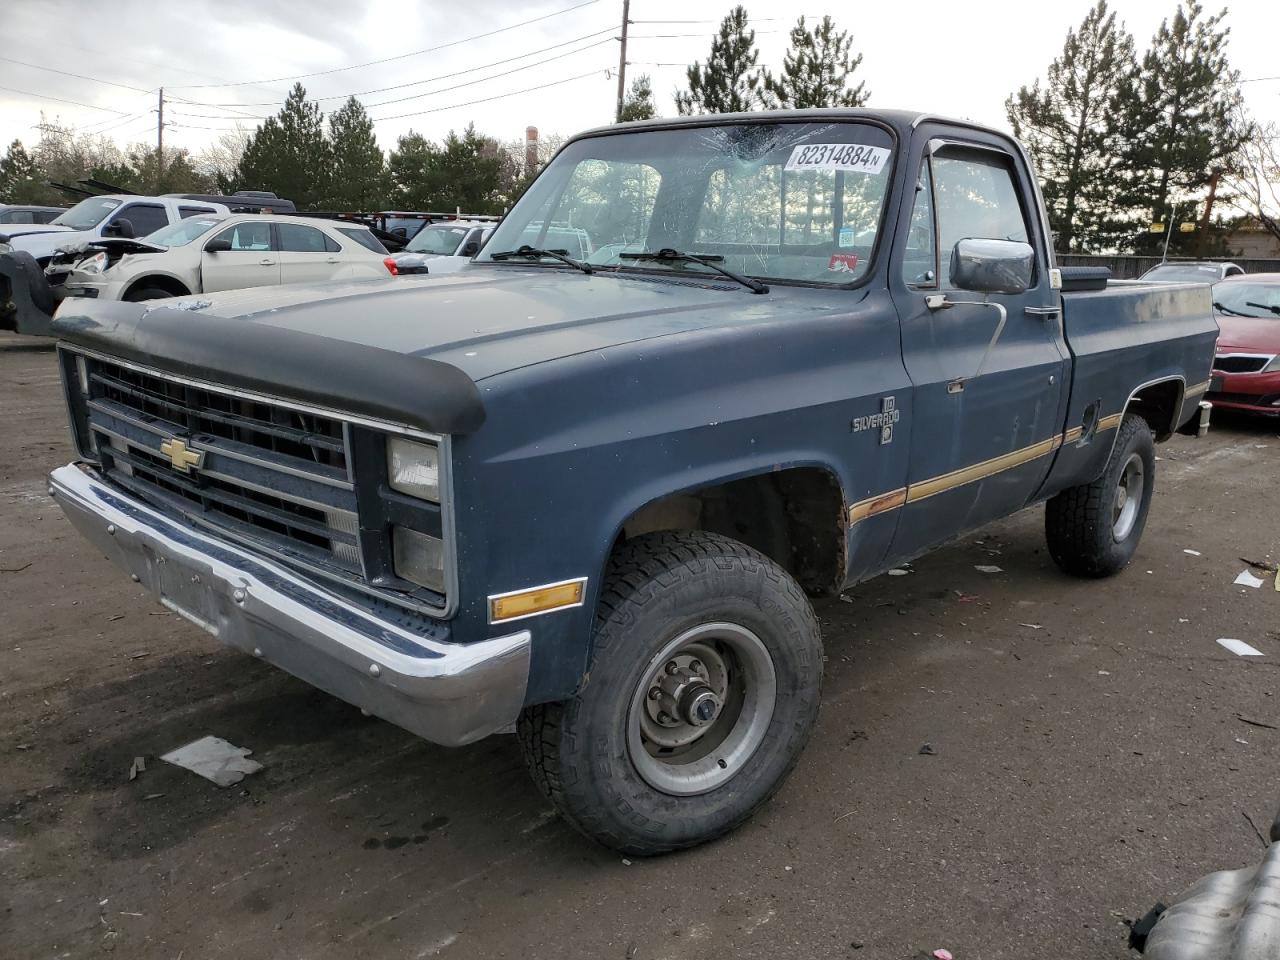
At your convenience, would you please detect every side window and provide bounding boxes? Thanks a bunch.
[211,221,274,251]
[931,150,1030,288]
[277,223,331,253]
[323,232,341,253]
[901,160,937,287]
[115,203,169,238]
[337,227,387,254]
[179,206,217,219]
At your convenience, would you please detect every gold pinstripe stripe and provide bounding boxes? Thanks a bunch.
[847,416,1124,526]
[1185,379,1211,397]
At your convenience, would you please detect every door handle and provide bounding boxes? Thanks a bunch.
[326,257,340,263]
[1024,305,1060,320]
[259,258,276,265]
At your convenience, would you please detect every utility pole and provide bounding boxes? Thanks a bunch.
[157,87,164,159]
[615,0,630,122]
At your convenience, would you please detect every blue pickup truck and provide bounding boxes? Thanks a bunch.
[45,109,1216,855]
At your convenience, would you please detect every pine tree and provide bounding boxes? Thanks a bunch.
[618,75,657,122]
[388,125,504,214]
[675,6,764,115]
[1005,1,1135,252]
[0,139,43,203]
[762,16,869,110]
[234,83,332,209]
[328,97,385,210]
[1116,1,1250,255]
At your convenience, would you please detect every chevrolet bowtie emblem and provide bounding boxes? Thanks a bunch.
[159,437,204,473]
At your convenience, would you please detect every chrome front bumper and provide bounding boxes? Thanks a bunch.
[49,464,530,746]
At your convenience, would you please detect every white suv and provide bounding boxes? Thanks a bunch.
[391,220,494,275]
[60,214,395,302]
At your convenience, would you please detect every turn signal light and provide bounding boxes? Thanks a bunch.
[490,579,586,623]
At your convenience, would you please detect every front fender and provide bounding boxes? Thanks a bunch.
[0,249,58,336]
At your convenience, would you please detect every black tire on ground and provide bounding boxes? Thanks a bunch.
[123,286,176,302]
[517,530,823,856]
[1045,413,1156,578]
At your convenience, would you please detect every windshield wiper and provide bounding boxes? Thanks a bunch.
[618,248,769,294]
[488,245,592,275]
[1214,300,1256,318]
[1245,300,1280,316]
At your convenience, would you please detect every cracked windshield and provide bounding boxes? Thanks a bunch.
[481,122,895,285]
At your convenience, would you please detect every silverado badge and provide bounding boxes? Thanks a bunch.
[850,396,899,445]
[159,437,204,473]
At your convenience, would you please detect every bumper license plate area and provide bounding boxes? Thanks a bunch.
[155,556,220,636]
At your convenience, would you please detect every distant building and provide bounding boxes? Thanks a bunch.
[1225,216,1280,259]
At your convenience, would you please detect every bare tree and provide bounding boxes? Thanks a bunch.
[1223,101,1280,243]
[195,126,253,195]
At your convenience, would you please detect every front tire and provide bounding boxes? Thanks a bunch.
[518,531,823,856]
[1045,413,1156,577]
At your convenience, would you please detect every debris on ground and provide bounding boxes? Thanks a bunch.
[1019,623,1043,630]
[888,568,911,577]
[160,736,263,787]
[1241,557,1278,573]
[1217,638,1264,658]
[933,950,954,960]
[127,757,145,781]
[1236,715,1278,730]
[918,743,937,756]
[1183,549,1202,556]
[0,561,32,572]
[1234,569,1266,589]
[974,565,1003,574]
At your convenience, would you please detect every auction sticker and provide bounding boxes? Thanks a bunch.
[785,143,891,174]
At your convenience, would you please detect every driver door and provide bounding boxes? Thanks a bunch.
[201,221,280,292]
[885,132,1069,561]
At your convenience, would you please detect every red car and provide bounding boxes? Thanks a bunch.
[1207,274,1280,416]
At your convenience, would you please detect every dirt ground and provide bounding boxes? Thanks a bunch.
[1,335,1278,960]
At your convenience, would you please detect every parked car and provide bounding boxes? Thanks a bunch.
[0,191,295,335]
[1140,260,1245,283]
[391,220,493,275]
[56,214,396,302]
[1206,273,1280,416]
[45,108,1216,856]
[0,204,65,225]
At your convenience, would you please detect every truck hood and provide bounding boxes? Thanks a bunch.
[0,223,72,242]
[132,267,814,381]
[1214,313,1280,354]
[7,227,89,258]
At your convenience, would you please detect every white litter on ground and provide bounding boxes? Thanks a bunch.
[974,565,1003,574]
[1217,638,1264,658]
[1183,549,1202,556]
[160,736,263,787]
[887,568,910,576]
[1235,569,1266,589]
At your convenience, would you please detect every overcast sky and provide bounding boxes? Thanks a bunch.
[2,0,1278,162]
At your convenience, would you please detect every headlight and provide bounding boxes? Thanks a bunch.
[386,437,439,501]
[392,527,446,592]
[75,251,109,275]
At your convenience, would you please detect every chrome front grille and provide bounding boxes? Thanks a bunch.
[79,354,362,575]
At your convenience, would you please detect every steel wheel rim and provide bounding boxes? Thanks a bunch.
[626,622,778,796]
[1113,453,1144,541]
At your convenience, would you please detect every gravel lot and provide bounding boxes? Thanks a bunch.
[2,336,1277,960]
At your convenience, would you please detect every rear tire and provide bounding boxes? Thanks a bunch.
[1045,413,1155,578]
[517,531,823,856]
[123,286,175,302]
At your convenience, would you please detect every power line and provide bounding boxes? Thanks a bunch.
[369,68,608,123]
[0,83,131,114]
[178,27,618,109]
[0,56,154,95]
[169,0,604,89]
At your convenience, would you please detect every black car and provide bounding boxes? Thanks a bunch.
[0,204,65,225]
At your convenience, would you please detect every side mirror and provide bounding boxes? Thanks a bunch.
[392,227,408,239]
[105,218,135,239]
[461,241,480,257]
[950,238,1035,295]
[204,238,232,253]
